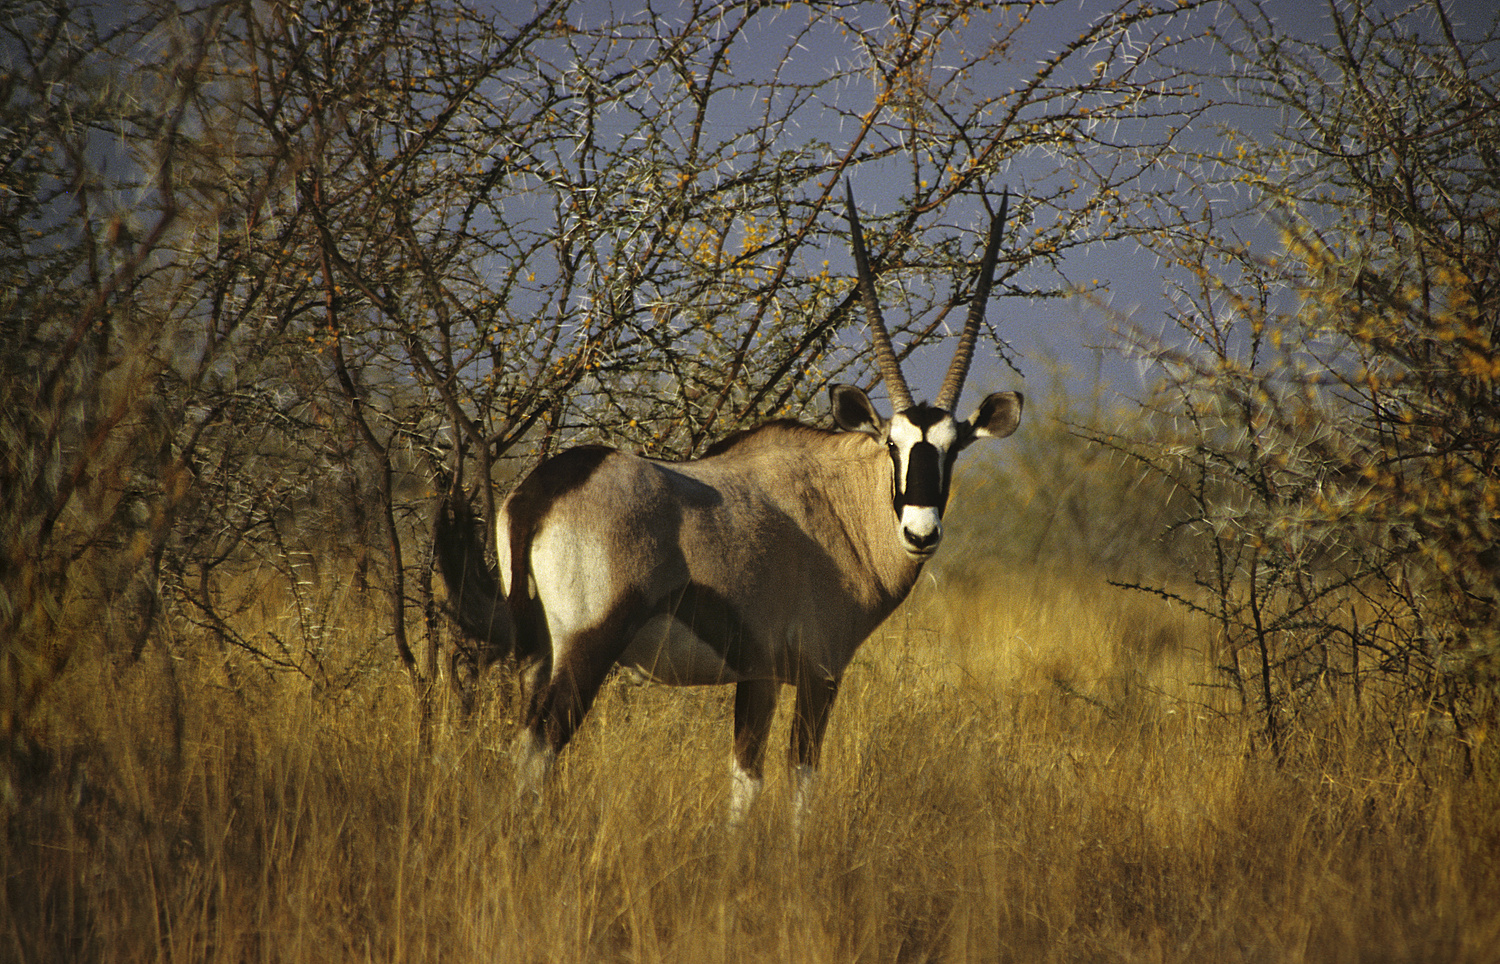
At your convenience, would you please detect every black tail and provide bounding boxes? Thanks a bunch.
[434,492,514,664]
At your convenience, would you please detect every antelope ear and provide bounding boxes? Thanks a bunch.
[829,384,886,436]
[964,391,1023,445]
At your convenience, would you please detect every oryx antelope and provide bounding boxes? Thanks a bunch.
[437,185,1022,824]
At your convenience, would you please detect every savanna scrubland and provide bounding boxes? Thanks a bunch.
[5,0,1498,961]
[9,534,1498,963]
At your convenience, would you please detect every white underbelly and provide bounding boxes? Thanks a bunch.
[617,614,744,685]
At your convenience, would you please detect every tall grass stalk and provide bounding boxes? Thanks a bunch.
[6,567,1496,963]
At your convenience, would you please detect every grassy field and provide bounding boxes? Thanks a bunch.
[6,565,1498,963]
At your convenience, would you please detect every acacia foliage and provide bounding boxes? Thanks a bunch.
[1106,0,1499,762]
[1,0,1216,748]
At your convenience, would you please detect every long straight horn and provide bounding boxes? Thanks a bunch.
[845,181,914,413]
[935,188,1009,413]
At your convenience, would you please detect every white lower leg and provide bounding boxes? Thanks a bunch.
[791,763,816,831]
[513,729,555,804]
[728,758,764,827]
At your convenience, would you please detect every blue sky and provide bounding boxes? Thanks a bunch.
[542,0,1492,406]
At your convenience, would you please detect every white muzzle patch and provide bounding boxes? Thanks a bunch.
[899,505,943,555]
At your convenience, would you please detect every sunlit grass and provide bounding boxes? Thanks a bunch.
[6,565,1498,963]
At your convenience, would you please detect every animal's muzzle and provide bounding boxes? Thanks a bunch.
[895,441,947,556]
[900,506,943,555]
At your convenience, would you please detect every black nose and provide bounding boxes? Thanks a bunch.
[903,527,941,553]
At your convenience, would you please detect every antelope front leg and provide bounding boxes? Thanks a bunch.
[729,679,777,826]
[789,672,840,830]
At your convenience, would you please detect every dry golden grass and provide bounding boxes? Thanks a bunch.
[6,565,1498,963]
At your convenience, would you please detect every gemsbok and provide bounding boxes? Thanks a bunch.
[437,184,1022,824]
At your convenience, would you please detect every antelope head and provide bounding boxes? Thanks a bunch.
[836,183,1023,558]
